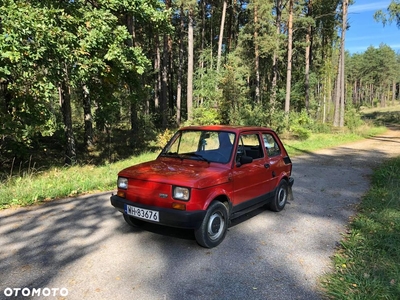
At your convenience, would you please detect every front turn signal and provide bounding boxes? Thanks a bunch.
[172,202,186,211]
[117,190,126,198]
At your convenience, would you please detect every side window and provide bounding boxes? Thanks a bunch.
[262,133,281,157]
[237,133,264,160]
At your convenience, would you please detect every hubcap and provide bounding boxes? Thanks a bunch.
[278,187,287,206]
[207,212,225,241]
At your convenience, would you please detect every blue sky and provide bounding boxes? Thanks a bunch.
[346,0,399,54]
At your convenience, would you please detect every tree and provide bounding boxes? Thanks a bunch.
[285,0,294,115]
[187,8,194,121]
[2,0,362,171]
[0,0,166,165]
[374,0,400,28]
[270,0,283,110]
[333,0,348,127]
[217,0,228,72]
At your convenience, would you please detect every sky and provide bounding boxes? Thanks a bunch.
[346,0,399,54]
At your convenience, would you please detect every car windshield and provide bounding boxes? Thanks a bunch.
[161,130,236,164]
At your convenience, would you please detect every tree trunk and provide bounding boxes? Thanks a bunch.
[124,13,139,131]
[284,0,293,115]
[187,9,194,121]
[392,80,396,105]
[82,84,93,150]
[59,74,76,166]
[161,32,169,128]
[333,53,341,127]
[176,6,184,125]
[334,0,347,127]
[254,3,260,103]
[199,0,205,105]
[305,0,312,113]
[217,0,227,72]
[270,0,282,110]
[339,0,347,127]
[154,35,160,111]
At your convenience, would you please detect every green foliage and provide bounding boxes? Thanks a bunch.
[218,53,250,125]
[345,105,364,132]
[321,156,400,300]
[155,128,175,149]
[289,110,313,140]
[346,44,399,109]
[0,0,398,178]
[191,106,220,126]
[374,0,400,28]
[237,104,268,127]
[0,0,167,167]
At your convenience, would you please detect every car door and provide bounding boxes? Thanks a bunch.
[231,132,270,210]
[261,131,283,191]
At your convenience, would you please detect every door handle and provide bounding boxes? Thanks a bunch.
[264,163,270,169]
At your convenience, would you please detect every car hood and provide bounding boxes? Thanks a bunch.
[118,157,231,189]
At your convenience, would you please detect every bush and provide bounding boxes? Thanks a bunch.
[289,110,313,140]
[191,106,221,126]
[155,129,175,149]
[310,122,333,133]
[345,105,364,132]
[290,125,311,140]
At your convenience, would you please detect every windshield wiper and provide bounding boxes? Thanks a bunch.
[161,152,210,163]
[160,152,183,159]
[186,153,210,163]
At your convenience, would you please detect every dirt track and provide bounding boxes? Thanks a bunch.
[0,126,400,300]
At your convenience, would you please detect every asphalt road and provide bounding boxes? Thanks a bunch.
[1,127,400,300]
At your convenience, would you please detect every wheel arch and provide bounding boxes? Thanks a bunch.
[211,195,231,215]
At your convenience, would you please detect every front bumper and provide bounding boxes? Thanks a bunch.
[110,195,206,229]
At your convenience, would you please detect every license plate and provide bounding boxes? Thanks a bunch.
[124,204,159,222]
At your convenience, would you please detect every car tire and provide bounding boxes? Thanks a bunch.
[194,201,229,248]
[123,214,144,227]
[269,179,288,212]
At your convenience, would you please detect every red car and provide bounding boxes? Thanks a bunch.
[111,125,293,248]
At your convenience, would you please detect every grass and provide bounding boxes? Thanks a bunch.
[0,152,157,209]
[321,157,400,299]
[283,125,386,157]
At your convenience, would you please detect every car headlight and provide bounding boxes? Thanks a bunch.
[173,186,190,201]
[118,177,128,189]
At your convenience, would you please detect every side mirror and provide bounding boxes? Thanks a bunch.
[236,155,253,167]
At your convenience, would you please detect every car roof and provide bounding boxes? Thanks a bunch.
[179,125,274,134]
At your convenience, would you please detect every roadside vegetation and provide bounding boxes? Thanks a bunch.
[1,105,398,209]
[321,156,400,299]
[0,120,387,210]
[0,152,156,209]
[319,105,400,299]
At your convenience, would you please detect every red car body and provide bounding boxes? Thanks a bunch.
[111,125,293,248]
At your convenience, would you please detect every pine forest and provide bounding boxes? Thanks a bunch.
[1,0,399,169]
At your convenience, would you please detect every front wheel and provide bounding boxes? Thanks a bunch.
[269,179,289,212]
[195,201,229,248]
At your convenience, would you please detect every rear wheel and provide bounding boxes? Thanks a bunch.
[123,214,144,227]
[269,179,288,212]
[195,201,228,248]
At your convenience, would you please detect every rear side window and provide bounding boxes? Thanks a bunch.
[262,133,281,157]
